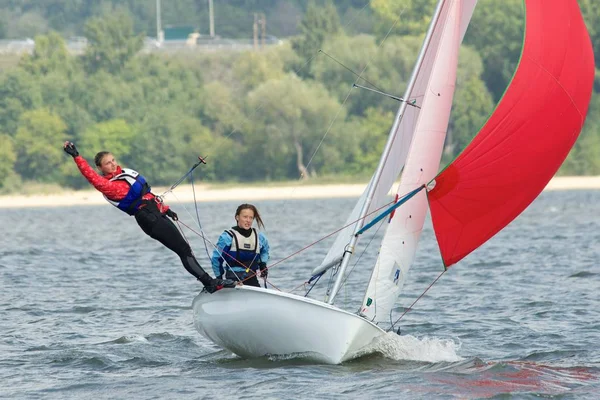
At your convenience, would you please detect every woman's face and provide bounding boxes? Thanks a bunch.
[98,153,118,175]
[236,208,255,230]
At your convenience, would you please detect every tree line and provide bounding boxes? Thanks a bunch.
[0,0,598,191]
[0,0,376,40]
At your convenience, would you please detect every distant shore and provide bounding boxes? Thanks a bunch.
[1,176,600,209]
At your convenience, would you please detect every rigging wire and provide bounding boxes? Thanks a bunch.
[198,51,321,160]
[163,161,255,286]
[281,0,376,186]
[303,272,322,297]
[163,158,250,284]
[175,218,275,287]
[299,12,404,184]
[188,169,212,261]
[333,213,386,307]
[173,194,396,294]
[352,83,420,108]
[342,1,374,32]
[244,193,403,294]
[158,156,207,199]
[388,270,447,333]
[162,159,278,289]
[160,158,219,267]
[260,198,394,272]
[318,50,386,93]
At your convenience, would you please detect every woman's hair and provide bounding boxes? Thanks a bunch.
[94,151,111,167]
[235,203,265,229]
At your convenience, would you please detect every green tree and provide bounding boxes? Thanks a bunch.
[337,107,393,176]
[579,0,600,68]
[37,71,94,139]
[127,110,212,185]
[14,109,69,182]
[312,34,422,117]
[291,1,342,78]
[0,11,8,39]
[78,119,137,160]
[446,46,495,160]
[370,0,436,36]
[68,71,139,122]
[246,74,344,180]
[181,118,240,183]
[201,81,243,137]
[233,50,284,91]
[561,94,600,175]
[120,54,205,120]
[82,11,144,74]
[11,11,49,38]
[0,134,16,187]
[0,70,43,135]
[19,31,73,76]
[464,0,524,101]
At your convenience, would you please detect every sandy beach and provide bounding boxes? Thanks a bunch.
[1,176,599,209]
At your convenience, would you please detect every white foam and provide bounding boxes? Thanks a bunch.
[121,334,149,343]
[358,332,464,363]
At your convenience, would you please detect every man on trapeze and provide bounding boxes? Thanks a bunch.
[63,141,235,293]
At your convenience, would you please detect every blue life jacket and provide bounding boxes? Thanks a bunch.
[224,228,261,272]
[104,168,151,216]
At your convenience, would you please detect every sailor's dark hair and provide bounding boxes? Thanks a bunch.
[94,151,111,167]
[235,203,265,230]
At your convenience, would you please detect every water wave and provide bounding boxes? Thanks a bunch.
[357,332,463,363]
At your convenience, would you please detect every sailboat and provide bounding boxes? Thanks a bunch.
[192,0,595,364]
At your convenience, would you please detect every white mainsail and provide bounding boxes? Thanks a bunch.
[314,0,477,277]
[360,0,475,322]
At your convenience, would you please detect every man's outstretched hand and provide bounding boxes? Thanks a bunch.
[63,141,79,158]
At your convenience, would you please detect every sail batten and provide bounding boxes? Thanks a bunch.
[428,0,595,267]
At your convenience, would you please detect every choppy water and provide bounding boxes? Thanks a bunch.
[1,190,599,399]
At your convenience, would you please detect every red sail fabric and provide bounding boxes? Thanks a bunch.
[427,0,595,267]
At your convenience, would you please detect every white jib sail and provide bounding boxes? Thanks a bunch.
[314,0,478,277]
[360,0,475,323]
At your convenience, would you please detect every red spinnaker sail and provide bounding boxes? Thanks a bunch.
[428,0,595,267]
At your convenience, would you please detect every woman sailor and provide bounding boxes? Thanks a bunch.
[63,141,235,293]
[211,204,270,287]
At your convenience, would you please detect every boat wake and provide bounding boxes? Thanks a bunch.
[356,332,463,363]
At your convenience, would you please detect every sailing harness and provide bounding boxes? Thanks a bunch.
[223,228,261,275]
[104,168,151,215]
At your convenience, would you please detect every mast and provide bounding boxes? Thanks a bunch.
[327,0,448,305]
[156,0,162,44]
[208,0,215,38]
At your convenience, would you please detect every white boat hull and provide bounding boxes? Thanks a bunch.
[192,286,385,364]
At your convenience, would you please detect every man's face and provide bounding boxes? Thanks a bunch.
[99,154,118,175]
